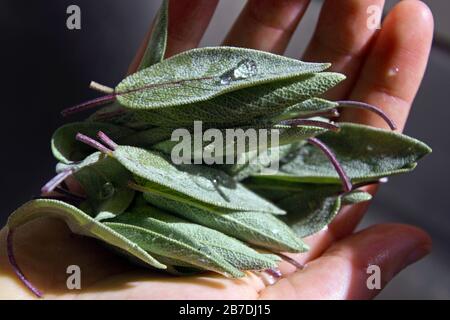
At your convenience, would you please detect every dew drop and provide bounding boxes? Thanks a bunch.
[192,174,216,191]
[387,67,400,77]
[256,271,277,286]
[219,59,258,85]
[99,182,115,199]
[379,177,389,183]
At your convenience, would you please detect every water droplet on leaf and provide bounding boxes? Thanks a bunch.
[99,182,115,199]
[219,59,258,85]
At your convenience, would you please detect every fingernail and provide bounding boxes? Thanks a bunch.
[404,244,431,267]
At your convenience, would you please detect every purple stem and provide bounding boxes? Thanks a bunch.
[7,230,43,298]
[295,109,340,119]
[307,137,352,193]
[277,253,304,270]
[75,133,113,154]
[61,94,116,117]
[97,131,118,151]
[265,268,282,278]
[41,169,73,194]
[61,76,221,117]
[280,119,340,132]
[336,100,397,130]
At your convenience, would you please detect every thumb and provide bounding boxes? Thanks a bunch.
[259,223,431,300]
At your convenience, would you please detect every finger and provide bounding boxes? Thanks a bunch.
[302,0,385,100]
[275,0,434,274]
[129,0,219,73]
[341,0,434,131]
[260,223,431,299]
[223,0,310,54]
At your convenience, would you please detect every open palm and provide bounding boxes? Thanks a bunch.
[0,0,433,299]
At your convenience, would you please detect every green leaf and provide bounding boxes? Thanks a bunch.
[143,193,307,252]
[111,145,284,214]
[111,205,279,271]
[217,143,303,181]
[7,199,165,269]
[116,47,332,110]
[51,122,134,164]
[93,187,135,221]
[69,155,134,220]
[120,126,174,147]
[137,0,168,70]
[133,72,345,127]
[105,222,244,277]
[342,190,372,205]
[152,124,327,163]
[252,123,432,184]
[271,98,339,122]
[245,180,372,237]
[55,151,104,173]
[87,102,151,130]
[279,191,342,238]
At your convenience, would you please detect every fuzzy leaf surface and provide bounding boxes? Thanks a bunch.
[252,123,431,184]
[116,47,332,110]
[143,193,305,252]
[112,145,284,214]
[7,199,165,269]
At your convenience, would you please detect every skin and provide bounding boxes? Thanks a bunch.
[0,0,434,299]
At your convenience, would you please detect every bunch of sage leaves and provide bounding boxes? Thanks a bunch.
[6,0,431,297]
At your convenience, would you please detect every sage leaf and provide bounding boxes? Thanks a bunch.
[104,222,244,277]
[111,145,284,214]
[87,102,151,130]
[72,156,134,220]
[120,126,174,147]
[279,190,342,238]
[111,204,279,271]
[217,143,303,181]
[133,72,345,127]
[7,199,165,269]
[52,122,134,164]
[104,214,244,278]
[245,180,372,237]
[251,123,432,184]
[55,151,104,174]
[93,187,135,221]
[143,193,307,252]
[137,0,168,70]
[271,98,339,122]
[153,124,328,163]
[116,47,331,110]
[342,190,372,205]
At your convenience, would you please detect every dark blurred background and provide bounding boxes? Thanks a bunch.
[1,0,449,299]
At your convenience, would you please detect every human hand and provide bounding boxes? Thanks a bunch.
[0,0,433,299]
